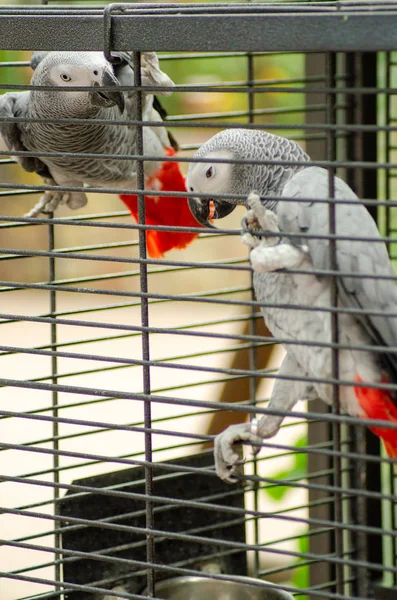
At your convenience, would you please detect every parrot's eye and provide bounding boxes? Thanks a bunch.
[60,74,71,82]
[205,166,214,179]
[93,70,99,76]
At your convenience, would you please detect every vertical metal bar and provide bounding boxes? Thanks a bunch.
[305,52,334,598]
[352,51,383,595]
[389,474,397,586]
[383,50,396,590]
[383,63,397,581]
[326,51,345,598]
[385,52,391,250]
[343,53,357,193]
[40,0,60,594]
[246,46,260,580]
[48,218,61,594]
[133,50,155,597]
[342,51,368,600]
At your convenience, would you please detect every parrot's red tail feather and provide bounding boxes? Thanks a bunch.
[354,374,397,462]
[120,148,202,258]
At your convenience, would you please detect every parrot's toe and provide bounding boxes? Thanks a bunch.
[242,212,258,230]
[214,423,263,483]
[247,191,262,212]
[42,192,64,213]
[67,192,88,210]
[241,231,261,249]
[246,192,279,232]
[241,210,263,242]
[24,190,63,218]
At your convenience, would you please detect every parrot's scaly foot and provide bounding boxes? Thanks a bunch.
[250,243,308,273]
[242,192,309,273]
[241,192,281,249]
[214,415,286,482]
[24,190,67,217]
[247,192,279,232]
[214,422,262,483]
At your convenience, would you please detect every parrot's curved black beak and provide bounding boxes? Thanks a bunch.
[188,197,236,228]
[91,70,125,113]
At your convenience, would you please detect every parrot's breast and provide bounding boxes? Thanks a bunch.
[253,269,380,415]
[23,109,140,185]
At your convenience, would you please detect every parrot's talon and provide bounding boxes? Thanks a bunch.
[214,422,263,483]
[232,456,246,466]
[250,418,261,455]
[24,207,42,218]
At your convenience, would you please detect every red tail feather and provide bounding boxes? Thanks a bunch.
[120,148,202,258]
[354,374,397,460]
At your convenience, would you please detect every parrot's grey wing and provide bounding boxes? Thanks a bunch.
[0,92,51,178]
[278,166,397,380]
[30,52,49,70]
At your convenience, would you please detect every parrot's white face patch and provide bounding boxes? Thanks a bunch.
[187,149,234,199]
[49,63,106,89]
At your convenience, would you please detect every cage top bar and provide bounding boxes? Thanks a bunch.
[1,3,397,51]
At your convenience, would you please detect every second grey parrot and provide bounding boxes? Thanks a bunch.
[187,128,397,482]
[0,50,174,217]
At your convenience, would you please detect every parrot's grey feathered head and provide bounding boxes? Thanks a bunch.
[187,128,309,227]
[30,51,124,115]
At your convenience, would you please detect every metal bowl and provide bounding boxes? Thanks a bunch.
[147,576,295,600]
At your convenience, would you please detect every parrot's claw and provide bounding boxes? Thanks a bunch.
[214,421,263,483]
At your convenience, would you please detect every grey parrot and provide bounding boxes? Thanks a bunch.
[187,128,397,482]
[0,50,202,257]
[0,50,173,217]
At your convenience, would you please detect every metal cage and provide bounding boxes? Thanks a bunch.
[1,2,397,600]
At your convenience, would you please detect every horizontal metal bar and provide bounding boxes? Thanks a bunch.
[0,567,359,600]
[0,5,397,51]
[2,437,392,490]
[2,385,397,436]
[3,531,394,582]
[2,277,397,323]
[3,475,394,542]
[1,331,397,374]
